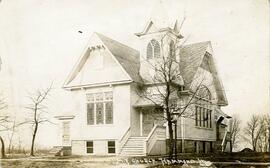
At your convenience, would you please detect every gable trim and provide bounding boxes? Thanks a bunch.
[63,80,132,90]
[63,33,134,88]
[188,46,228,106]
[95,33,133,82]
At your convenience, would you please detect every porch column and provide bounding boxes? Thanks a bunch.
[140,110,143,136]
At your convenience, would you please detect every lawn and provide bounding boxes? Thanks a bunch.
[1,152,270,168]
[0,160,120,168]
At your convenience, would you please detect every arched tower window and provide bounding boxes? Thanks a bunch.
[146,39,160,59]
[169,40,175,60]
[147,43,153,59]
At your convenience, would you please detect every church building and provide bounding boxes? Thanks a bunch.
[54,19,231,156]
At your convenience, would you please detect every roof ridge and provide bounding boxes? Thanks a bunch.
[94,32,139,54]
[183,41,211,47]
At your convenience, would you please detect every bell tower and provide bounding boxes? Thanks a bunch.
[135,18,183,82]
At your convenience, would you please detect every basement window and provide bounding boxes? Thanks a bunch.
[86,141,94,154]
[108,141,115,154]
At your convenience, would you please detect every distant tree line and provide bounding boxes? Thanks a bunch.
[230,113,270,152]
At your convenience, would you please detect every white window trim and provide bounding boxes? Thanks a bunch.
[85,141,94,155]
[86,91,114,126]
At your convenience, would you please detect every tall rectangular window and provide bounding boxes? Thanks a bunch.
[209,110,212,128]
[86,91,113,125]
[203,109,206,127]
[108,141,115,154]
[105,102,113,124]
[86,141,93,154]
[87,103,94,125]
[195,106,212,128]
[199,107,202,127]
[96,102,104,124]
[195,106,198,126]
[207,110,209,127]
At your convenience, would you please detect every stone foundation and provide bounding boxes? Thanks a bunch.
[166,139,216,154]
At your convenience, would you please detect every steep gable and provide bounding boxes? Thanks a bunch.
[200,54,211,72]
[180,41,210,86]
[96,33,143,83]
[180,41,228,106]
[63,33,142,89]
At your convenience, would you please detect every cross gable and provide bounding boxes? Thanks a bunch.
[180,42,228,106]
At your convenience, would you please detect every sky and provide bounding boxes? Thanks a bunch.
[0,0,269,148]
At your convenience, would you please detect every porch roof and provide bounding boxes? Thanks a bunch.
[216,108,231,119]
[133,97,161,108]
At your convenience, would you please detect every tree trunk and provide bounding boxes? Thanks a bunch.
[229,140,232,152]
[0,136,6,158]
[268,127,270,152]
[168,120,174,158]
[30,122,38,156]
[174,121,177,159]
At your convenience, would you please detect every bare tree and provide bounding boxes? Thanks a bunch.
[256,114,270,152]
[7,119,16,154]
[0,95,8,158]
[0,94,27,158]
[137,32,210,158]
[25,83,53,156]
[7,118,26,154]
[265,114,270,152]
[229,114,241,152]
[244,114,264,151]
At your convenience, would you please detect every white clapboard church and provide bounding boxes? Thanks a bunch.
[54,19,231,156]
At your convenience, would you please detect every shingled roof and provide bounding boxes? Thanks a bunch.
[179,41,228,106]
[179,41,210,86]
[96,33,143,83]
[63,33,227,106]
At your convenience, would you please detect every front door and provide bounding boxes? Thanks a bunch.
[62,121,70,146]
[142,112,154,136]
[142,109,164,136]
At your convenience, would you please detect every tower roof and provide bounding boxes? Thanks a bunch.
[135,19,183,38]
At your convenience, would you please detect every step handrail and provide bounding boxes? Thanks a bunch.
[118,127,131,154]
[145,125,166,155]
[221,129,228,152]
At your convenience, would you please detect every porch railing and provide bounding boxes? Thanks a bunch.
[144,125,166,155]
[118,127,131,154]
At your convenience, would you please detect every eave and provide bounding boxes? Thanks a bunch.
[135,27,183,38]
[62,80,133,91]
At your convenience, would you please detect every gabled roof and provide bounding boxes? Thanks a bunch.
[95,33,143,83]
[63,32,227,106]
[180,41,228,106]
[180,41,210,86]
[63,32,143,88]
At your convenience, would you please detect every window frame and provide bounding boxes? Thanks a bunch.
[86,141,94,154]
[146,39,161,59]
[86,91,113,125]
[169,40,176,60]
[195,85,212,129]
[107,141,116,154]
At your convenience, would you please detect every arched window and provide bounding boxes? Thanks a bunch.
[169,40,175,60]
[197,85,211,101]
[146,39,160,59]
[147,43,153,59]
[195,85,212,128]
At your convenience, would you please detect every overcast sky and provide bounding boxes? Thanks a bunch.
[0,0,269,147]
